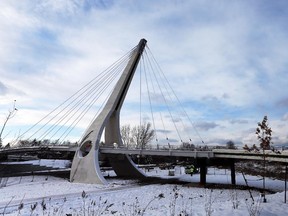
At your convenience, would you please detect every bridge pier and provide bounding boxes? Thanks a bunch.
[198,158,236,186]
[230,159,236,185]
[198,158,207,185]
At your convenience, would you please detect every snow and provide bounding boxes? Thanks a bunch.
[1,159,71,169]
[1,164,288,215]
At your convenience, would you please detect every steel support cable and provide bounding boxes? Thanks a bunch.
[147,55,189,144]
[139,55,142,135]
[156,70,191,143]
[147,59,184,144]
[46,56,129,141]
[40,77,104,138]
[38,56,128,141]
[142,51,159,147]
[139,58,145,149]
[45,62,125,139]
[146,46,199,141]
[78,75,121,143]
[55,48,133,134]
[143,52,169,145]
[63,49,139,143]
[56,78,118,142]
[139,59,146,149]
[29,56,128,141]
[63,85,115,144]
[144,49,183,145]
[18,48,134,141]
[156,71,190,143]
[53,53,130,126]
[139,55,144,148]
[146,46,205,144]
[56,62,127,142]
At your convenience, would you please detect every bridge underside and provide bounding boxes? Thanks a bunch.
[102,153,236,186]
[106,154,146,179]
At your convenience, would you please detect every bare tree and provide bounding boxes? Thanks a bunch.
[121,124,132,147]
[0,100,17,148]
[134,122,155,149]
[121,122,155,149]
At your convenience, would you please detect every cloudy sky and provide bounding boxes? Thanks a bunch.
[1,0,288,147]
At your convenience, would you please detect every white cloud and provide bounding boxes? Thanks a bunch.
[1,0,288,146]
[283,113,288,121]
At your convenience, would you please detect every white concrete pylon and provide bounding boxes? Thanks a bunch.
[70,39,147,184]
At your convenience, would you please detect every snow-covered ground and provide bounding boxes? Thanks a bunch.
[1,162,288,215]
[0,159,71,169]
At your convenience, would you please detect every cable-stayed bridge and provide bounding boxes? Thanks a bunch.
[1,39,287,186]
[1,145,288,185]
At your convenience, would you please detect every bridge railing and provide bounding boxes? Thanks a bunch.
[103,143,227,152]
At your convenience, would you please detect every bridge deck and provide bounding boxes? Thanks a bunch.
[0,146,77,153]
[99,148,214,158]
[1,147,288,163]
[100,148,288,163]
[213,149,288,163]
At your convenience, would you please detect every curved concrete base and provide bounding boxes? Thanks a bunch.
[70,148,107,184]
[106,154,146,179]
[70,147,146,184]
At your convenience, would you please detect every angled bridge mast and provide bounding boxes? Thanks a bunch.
[70,39,147,184]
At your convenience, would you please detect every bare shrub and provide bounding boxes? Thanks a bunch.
[230,189,240,209]
[245,195,262,216]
